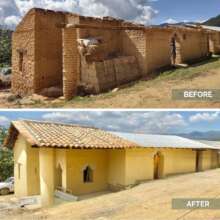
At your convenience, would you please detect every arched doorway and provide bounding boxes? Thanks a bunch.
[56,163,63,188]
[154,152,164,179]
[170,33,182,66]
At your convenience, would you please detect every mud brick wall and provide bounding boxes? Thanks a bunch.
[145,29,209,74]
[62,27,79,100]
[11,10,36,96]
[145,29,173,74]
[77,16,123,61]
[34,10,65,93]
[181,31,209,62]
[87,56,140,93]
[209,32,220,54]
[114,56,140,85]
[122,30,147,77]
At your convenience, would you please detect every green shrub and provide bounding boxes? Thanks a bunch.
[0,128,13,181]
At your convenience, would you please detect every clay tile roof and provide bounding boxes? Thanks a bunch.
[4,120,138,149]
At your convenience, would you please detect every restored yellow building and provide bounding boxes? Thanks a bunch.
[4,120,220,207]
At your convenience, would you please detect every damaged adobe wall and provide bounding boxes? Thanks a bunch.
[11,10,36,96]
[11,8,216,99]
[34,9,65,94]
[209,32,220,54]
[74,16,142,93]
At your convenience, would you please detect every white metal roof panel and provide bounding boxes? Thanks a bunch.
[111,132,219,150]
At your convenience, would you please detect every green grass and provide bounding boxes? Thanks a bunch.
[156,57,220,80]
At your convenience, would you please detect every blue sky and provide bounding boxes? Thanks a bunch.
[0,0,219,27]
[0,111,220,134]
[150,0,220,24]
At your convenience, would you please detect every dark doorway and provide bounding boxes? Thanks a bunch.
[83,166,93,183]
[154,152,164,179]
[170,34,182,65]
[196,151,202,172]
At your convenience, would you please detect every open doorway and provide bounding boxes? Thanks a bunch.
[170,34,182,66]
[196,151,203,172]
[154,152,164,179]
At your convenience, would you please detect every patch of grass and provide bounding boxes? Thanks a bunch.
[156,57,220,81]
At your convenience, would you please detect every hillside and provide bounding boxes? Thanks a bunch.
[177,131,220,141]
[203,14,220,26]
[0,28,12,67]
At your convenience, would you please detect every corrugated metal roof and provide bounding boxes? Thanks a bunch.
[4,120,138,149]
[111,132,219,150]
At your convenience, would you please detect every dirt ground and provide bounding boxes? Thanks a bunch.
[2,169,220,220]
[1,58,220,108]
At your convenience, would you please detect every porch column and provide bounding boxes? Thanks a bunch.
[62,27,79,100]
[39,148,55,207]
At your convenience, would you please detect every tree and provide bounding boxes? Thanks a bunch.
[0,29,12,67]
[0,128,13,181]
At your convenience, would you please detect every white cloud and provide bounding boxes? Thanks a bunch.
[189,112,220,123]
[0,116,10,127]
[42,111,187,134]
[0,0,158,27]
[4,15,21,26]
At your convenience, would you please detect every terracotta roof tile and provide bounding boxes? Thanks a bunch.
[5,120,138,149]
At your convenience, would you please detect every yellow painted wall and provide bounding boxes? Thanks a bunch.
[108,150,126,188]
[39,148,55,206]
[201,150,219,171]
[65,149,108,196]
[14,134,28,197]
[13,143,220,200]
[161,149,196,176]
[26,145,40,195]
[13,134,40,197]
[55,149,67,189]
[125,149,154,185]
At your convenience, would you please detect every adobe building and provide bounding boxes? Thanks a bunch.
[12,8,211,100]
[203,25,220,55]
[5,120,220,207]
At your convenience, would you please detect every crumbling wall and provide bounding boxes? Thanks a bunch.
[78,16,123,61]
[122,30,147,76]
[34,9,65,93]
[11,10,36,96]
[76,16,142,94]
[79,56,139,93]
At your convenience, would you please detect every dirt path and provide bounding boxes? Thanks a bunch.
[2,169,220,220]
